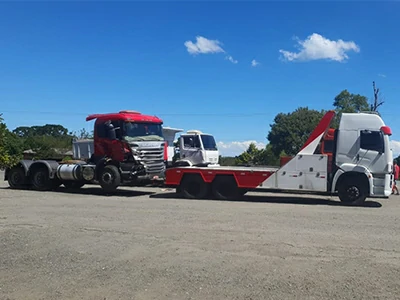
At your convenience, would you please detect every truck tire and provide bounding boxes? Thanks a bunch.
[211,176,241,200]
[7,166,27,189]
[337,176,368,206]
[180,174,209,199]
[99,165,121,193]
[30,166,53,191]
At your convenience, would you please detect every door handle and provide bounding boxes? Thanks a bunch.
[356,154,360,161]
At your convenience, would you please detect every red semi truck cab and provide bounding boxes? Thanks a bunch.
[86,110,167,181]
[4,110,169,193]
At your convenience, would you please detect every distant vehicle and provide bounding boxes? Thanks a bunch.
[173,130,219,167]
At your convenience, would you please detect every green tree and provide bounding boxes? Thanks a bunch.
[234,143,282,166]
[333,89,370,113]
[219,156,236,166]
[235,143,262,166]
[256,144,283,166]
[13,124,70,138]
[0,114,23,169]
[73,128,94,139]
[11,124,74,160]
[267,107,325,156]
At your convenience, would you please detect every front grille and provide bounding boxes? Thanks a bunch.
[135,147,165,175]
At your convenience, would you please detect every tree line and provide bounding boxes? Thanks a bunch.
[0,116,93,169]
[1,85,399,170]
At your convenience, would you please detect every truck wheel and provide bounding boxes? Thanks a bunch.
[63,181,85,189]
[337,177,368,206]
[7,166,27,189]
[31,167,52,191]
[212,176,240,200]
[180,174,209,199]
[99,165,121,193]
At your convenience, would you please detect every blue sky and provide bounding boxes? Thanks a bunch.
[1,1,399,156]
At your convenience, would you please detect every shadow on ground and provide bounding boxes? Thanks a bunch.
[150,192,383,208]
[0,186,155,197]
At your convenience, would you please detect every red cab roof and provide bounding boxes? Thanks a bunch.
[86,110,163,123]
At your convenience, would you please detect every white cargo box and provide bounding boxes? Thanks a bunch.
[73,139,94,160]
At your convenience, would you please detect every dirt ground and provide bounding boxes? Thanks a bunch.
[1,170,400,300]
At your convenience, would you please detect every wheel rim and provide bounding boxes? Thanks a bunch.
[34,171,46,186]
[11,170,22,185]
[102,172,113,184]
[346,186,360,200]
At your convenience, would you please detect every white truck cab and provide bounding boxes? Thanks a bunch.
[332,112,393,198]
[175,130,220,167]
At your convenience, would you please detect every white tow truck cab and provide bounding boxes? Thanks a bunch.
[165,111,394,206]
[333,112,393,197]
[174,130,220,167]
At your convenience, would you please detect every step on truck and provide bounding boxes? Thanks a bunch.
[4,110,168,192]
[164,111,394,205]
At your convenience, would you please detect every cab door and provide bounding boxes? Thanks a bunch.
[180,135,204,165]
[355,129,386,172]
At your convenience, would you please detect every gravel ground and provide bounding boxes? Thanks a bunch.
[1,170,400,300]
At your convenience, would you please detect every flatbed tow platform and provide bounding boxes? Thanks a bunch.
[165,165,280,200]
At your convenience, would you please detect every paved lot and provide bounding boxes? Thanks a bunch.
[1,170,400,300]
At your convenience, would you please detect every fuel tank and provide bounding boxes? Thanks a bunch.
[56,164,83,181]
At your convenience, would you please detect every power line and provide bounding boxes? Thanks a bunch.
[0,110,276,117]
[1,109,398,118]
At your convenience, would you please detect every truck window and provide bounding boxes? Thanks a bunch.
[360,130,384,152]
[96,121,107,138]
[200,135,218,150]
[111,120,122,139]
[183,136,201,149]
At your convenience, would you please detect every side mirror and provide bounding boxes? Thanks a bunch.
[108,127,120,140]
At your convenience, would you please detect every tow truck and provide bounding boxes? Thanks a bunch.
[4,110,168,192]
[164,111,394,205]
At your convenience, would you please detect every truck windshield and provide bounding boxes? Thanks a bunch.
[201,134,218,150]
[122,122,164,142]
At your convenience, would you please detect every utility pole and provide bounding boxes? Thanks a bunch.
[371,81,384,111]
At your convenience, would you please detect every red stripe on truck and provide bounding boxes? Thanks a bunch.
[165,168,274,189]
[299,110,336,152]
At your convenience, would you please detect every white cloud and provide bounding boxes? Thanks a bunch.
[225,55,238,64]
[184,36,225,55]
[251,59,259,67]
[217,140,266,157]
[378,73,387,78]
[279,33,360,62]
[184,35,238,64]
[391,140,400,157]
